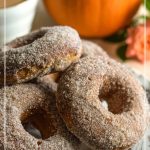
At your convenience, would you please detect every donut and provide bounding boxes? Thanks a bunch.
[36,40,109,92]
[0,84,80,150]
[81,40,109,58]
[0,26,82,85]
[57,56,149,150]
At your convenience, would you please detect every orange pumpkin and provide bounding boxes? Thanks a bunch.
[43,0,141,37]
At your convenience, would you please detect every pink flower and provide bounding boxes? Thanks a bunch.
[126,20,150,63]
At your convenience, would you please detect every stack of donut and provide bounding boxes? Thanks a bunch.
[0,26,149,150]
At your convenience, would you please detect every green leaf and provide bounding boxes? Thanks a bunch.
[145,0,150,11]
[104,29,127,43]
[116,44,128,61]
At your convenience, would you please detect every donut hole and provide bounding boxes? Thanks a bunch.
[99,80,132,114]
[21,108,57,140]
[9,31,46,48]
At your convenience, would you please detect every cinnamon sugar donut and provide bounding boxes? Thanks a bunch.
[81,40,108,58]
[0,84,80,150]
[0,26,82,85]
[57,56,149,150]
[36,40,109,92]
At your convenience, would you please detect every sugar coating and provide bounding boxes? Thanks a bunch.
[37,40,108,94]
[0,26,82,85]
[57,56,149,150]
[0,84,80,150]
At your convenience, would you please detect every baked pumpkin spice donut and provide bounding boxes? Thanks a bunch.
[37,40,109,92]
[57,56,149,150]
[36,39,109,93]
[0,26,82,85]
[0,83,81,150]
